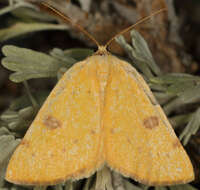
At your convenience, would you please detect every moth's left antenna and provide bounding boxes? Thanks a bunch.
[35,1,100,47]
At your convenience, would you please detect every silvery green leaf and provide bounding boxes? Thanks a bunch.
[149,83,167,92]
[18,106,34,119]
[9,91,49,110]
[0,127,10,136]
[153,92,175,105]
[163,85,200,115]
[178,84,200,104]
[63,48,94,61]
[82,178,92,190]
[53,185,63,190]
[167,81,196,96]
[130,30,161,76]
[163,97,185,115]
[95,167,113,190]
[180,107,200,145]
[33,186,47,190]
[115,30,160,78]
[8,121,21,131]
[0,135,20,186]
[169,113,191,129]
[12,7,55,22]
[138,184,149,190]
[1,107,34,132]
[123,180,143,190]
[0,135,15,163]
[50,48,77,67]
[112,172,125,190]
[0,1,32,16]
[0,111,18,122]
[115,35,152,78]
[155,187,168,190]
[169,184,197,190]
[0,187,8,189]
[150,73,200,85]
[2,45,65,82]
[0,22,67,42]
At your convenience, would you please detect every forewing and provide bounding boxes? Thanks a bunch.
[104,56,194,186]
[6,59,103,185]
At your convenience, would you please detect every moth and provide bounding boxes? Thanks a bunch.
[5,1,194,186]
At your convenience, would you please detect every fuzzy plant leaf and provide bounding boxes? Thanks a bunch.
[53,185,63,190]
[169,184,197,190]
[2,45,94,83]
[149,72,200,117]
[115,29,161,78]
[65,182,73,190]
[169,113,192,129]
[95,167,113,190]
[0,135,20,187]
[166,81,196,96]
[150,73,200,97]
[163,84,200,115]
[163,96,186,116]
[178,84,200,104]
[2,45,66,82]
[0,127,10,136]
[123,180,143,190]
[154,187,168,190]
[63,48,94,61]
[130,30,161,76]
[33,187,47,190]
[9,91,49,110]
[0,22,67,42]
[179,107,200,145]
[150,73,200,84]
[11,7,55,22]
[50,48,94,63]
[50,48,77,65]
[0,1,35,16]
[0,108,33,132]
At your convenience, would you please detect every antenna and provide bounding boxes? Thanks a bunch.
[105,8,167,48]
[38,1,100,47]
[35,1,167,51]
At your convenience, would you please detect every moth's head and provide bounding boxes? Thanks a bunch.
[94,46,109,56]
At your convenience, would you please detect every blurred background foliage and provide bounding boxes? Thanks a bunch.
[0,0,200,190]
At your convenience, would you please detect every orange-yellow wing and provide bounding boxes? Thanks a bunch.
[6,58,104,185]
[104,56,194,186]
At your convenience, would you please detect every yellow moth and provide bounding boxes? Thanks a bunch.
[5,1,194,186]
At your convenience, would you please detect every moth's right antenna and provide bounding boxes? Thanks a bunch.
[105,8,167,48]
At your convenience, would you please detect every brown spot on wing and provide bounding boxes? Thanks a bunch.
[127,137,131,144]
[110,127,120,134]
[143,116,159,129]
[172,139,182,148]
[110,128,114,134]
[78,168,86,174]
[20,139,29,147]
[90,129,96,134]
[73,139,79,144]
[43,115,61,129]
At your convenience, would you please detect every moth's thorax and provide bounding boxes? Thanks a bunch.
[94,54,110,105]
